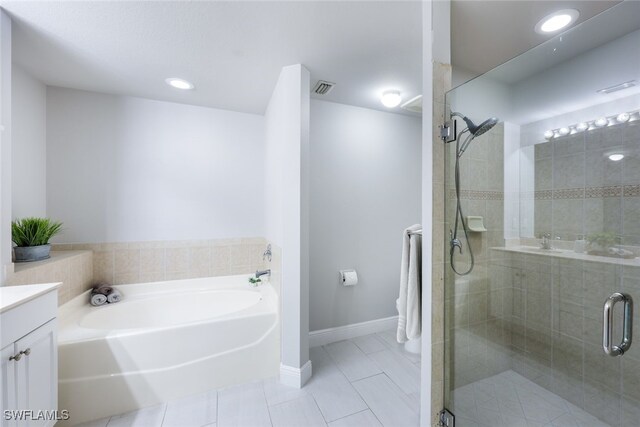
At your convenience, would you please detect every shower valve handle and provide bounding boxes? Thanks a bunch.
[450,230,463,255]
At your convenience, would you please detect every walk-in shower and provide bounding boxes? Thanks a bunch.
[448,112,498,276]
[441,2,640,426]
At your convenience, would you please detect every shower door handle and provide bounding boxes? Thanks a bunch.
[603,292,633,356]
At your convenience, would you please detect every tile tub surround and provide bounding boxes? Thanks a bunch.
[533,120,640,244]
[5,250,93,305]
[52,237,269,286]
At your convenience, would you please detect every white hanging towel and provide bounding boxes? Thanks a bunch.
[397,224,422,343]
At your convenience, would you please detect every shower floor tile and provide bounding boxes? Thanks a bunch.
[452,370,610,427]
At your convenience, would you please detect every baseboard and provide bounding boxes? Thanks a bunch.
[309,315,398,347]
[280,361,312,388]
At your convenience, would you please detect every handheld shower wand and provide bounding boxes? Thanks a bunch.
[449,112,498,276]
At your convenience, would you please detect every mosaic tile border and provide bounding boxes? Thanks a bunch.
[454,185,640,201]
[447,189,504,200]
[532,185,640,200]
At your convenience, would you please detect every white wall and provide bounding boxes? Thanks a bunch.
[0,11,12,282]
[309,100,421,331]
[12,65,46,219]
[264,64,310,386]
[46,87,265,243]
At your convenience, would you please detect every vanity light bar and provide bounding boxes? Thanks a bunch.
[544,109,640,140]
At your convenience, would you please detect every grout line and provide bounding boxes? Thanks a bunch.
[324,408,371,426]
[160,403,168,427]
[261,380,274,427]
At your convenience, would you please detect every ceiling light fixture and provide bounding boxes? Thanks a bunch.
[535,9,579,34]
[165,78,195,90]
[541,110,639,140]
[617,112,630,123]
[380,90,402,108]
[609,154,624,162]
[575,122,588,132]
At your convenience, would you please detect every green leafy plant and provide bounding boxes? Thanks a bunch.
[248,277,262,286]
[586,232,621,250]
[11,217,63,247]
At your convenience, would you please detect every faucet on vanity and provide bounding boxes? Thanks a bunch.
[540,233,551,249]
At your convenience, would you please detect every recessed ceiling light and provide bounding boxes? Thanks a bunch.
[535,9,579,34]
[380,90,402,108]
[609,154,624,162]
[165,78,194,90]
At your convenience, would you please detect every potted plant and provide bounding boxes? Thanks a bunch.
[586,232,621,256]
[11,217,63,262]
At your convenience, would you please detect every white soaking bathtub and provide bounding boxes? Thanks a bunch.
[57,275,279,425]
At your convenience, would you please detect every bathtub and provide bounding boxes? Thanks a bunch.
[57,275,279,425]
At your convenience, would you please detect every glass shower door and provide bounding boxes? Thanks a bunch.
[442,2,640,426]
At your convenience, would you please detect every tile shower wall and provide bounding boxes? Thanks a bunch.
[444,121,508,392]
[431,61,450,425]
[52,238,268,286]
[533,120,640,243]
[490,250,640,427]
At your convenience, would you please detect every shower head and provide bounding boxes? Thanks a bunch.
[452,112,499,138]
[451,112,500,156]
[471,117,499,137]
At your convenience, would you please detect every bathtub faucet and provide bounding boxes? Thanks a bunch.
[255,269,271,279]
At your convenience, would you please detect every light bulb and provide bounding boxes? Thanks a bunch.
[544,130,554,140]
[617,112,630,123]
[558,127,570,136]
[595,117,608,127]
[575,122,588,132]
[380,90,402,108]
[165,78,195,90]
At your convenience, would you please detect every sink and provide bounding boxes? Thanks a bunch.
[520,247,563,254]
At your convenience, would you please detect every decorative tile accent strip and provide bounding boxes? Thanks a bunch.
[585,186,623,198]
[624,185,640,197]
[532,185,640,200]
[447,189,504,200]
[534,190,553,200]
[553,188,585,199]
[454,185,638,201]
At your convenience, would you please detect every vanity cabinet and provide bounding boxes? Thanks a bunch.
[0,284,60,427]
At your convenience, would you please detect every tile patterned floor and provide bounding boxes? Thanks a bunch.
[453,370,611,427]
[74,329,421,427]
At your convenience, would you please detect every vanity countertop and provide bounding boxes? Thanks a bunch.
[492,246,640,268]
[0,283,61,314]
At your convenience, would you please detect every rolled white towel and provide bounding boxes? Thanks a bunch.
[107,289,122,304]
[90,293,107,306]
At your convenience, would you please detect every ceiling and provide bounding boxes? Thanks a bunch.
[451,0,622,78]
[0,1,627,116]
[0,1,422,115]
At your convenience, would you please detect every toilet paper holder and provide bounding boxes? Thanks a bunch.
[339,269,358,286]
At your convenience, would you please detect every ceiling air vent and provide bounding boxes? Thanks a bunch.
[313,80,335,95]
[401,95,422,114]
[597,80,637,94]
